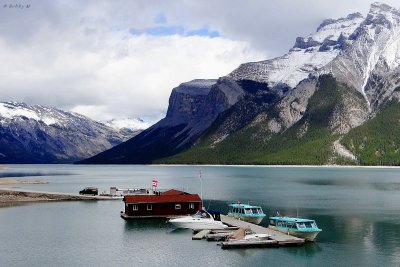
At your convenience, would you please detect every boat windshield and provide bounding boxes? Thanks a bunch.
[193,210,211,219]
[251,208,263,214]
[304,222,313,228]
[297,222,306,229]
[296,221,316,229]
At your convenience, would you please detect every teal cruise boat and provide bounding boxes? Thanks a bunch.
[269,214,322,241]
[227,203,266,225]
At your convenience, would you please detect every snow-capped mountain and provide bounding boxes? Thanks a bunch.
[0,102,134,163]
[228,12,364,89]
[327,3,400,108]
[105,118,151,137]
[79,3,400,165]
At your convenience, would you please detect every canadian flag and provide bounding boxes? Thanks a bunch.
[152,180,158,188]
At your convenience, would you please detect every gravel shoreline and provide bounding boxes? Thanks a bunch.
[0,178,48,185]
[0,188,118,204]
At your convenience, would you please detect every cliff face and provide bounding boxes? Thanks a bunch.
[80,78,244,163]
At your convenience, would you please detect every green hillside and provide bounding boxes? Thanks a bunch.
[158,75,353,165]
[341,100,400,165]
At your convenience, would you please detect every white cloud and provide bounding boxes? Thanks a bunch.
[1,0,399,122]
[0,25,265,121]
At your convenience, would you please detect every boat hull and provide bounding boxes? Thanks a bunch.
[269,226,320,241]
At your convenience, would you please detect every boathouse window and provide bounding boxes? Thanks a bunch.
[189,203,194,209]
[132,204,138,211]
[175,204,181,210]
[147,204,152,210]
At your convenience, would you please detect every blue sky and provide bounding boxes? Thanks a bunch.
[130,13,220,38]
[129,25,220,38]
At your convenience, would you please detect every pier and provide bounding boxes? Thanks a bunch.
[190,215,305,248]
[220,215,304,245]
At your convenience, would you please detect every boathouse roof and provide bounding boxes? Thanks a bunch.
[162,189,190,195]
[123,190,201,203]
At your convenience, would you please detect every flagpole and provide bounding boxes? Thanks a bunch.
[198,170,203,209]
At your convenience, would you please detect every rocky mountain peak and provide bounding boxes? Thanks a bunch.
[324,3,400,112]
[228,9,363,90]
[363,2,400,29]
[173,79,217,95]
[317,13,363,32]
[369,2,396,14]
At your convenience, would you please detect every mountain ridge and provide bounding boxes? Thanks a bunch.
[82,2,400,165]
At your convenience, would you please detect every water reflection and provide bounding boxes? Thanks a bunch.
[372,182,400,191]
[168,227,192,235]
[123,218,170,231]
[284,242,322,257]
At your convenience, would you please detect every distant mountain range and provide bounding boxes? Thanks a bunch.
[104,118,151,137]
[81,3,400,166]
[0,102,148,163]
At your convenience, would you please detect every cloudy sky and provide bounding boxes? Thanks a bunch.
[0,0,398,123]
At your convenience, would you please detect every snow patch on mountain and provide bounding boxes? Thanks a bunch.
[0,102,59,126]
[105,118,151,132]
[314,13,364,42]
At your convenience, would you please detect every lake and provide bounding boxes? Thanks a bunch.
[1,165,400,266]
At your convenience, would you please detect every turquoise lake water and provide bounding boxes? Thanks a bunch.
[1,165,400,266]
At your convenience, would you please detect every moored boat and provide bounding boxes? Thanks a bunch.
[268,215,322,241]
[227,203,266,225]
[168,209,228,230]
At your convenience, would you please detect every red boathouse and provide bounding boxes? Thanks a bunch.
[121,189,202,219]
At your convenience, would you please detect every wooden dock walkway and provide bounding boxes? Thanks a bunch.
[192,230,211,240]
[220,215,304,246]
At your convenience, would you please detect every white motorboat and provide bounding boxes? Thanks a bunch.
[169,209,228,230]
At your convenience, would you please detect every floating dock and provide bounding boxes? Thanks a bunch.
[220,239,279,248]
[218,215,304,248]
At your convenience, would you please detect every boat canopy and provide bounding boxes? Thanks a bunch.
[269,216,315,223]
[228,203,264,215]
[192,209,211,219]
[229,203,262,209]
[269,216,320,230]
